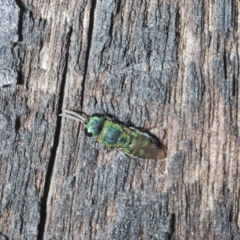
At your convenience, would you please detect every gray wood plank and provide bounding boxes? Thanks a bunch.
[0,0,239,239]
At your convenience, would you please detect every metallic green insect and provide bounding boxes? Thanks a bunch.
[60,109,167,160]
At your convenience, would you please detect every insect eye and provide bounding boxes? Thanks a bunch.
[84,128,93,137]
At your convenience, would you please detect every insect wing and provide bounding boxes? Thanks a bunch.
[127,130,167,160]
[140,136,167,160]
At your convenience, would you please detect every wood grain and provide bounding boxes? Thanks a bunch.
[0,0,239,239]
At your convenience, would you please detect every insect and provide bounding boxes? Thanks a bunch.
[59,109,167,160]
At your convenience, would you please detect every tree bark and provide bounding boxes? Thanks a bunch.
[0,0,239,239]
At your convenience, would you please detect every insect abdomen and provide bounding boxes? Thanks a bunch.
[124,130,167,160]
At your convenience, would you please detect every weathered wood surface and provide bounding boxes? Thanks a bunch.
[0,0,239,239]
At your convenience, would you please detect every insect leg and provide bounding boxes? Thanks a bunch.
[119,151,130,158]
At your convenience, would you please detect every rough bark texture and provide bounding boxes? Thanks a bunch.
[0,0,239,239]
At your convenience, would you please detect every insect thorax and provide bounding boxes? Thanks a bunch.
[96,120,131,148]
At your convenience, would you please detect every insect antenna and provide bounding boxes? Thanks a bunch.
[59,109,87,123]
